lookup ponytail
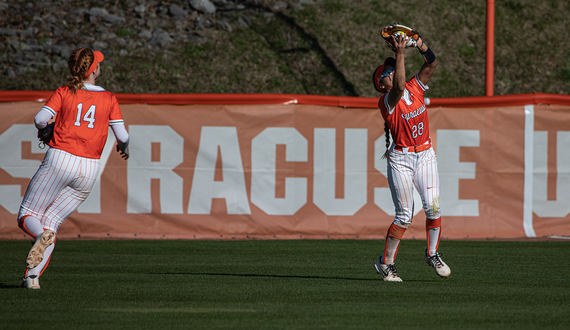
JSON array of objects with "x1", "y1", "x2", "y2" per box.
[
  {"x1": 66, "y1": 48, "x2": 94, "y2": 93},
  {"x1": 381, "y1": 122, "x2": 391, "y2": 160},
  {"x1": 66, "y1": 75, "x2": 83, "y2": 94}
]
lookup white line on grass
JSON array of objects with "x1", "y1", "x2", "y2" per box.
[{"x1": 549, "y1": 236, "x2": 570, "y2": 240}]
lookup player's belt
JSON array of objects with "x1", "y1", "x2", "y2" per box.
[{"x1": 394, "y1": 141, "x2": 432, "y2": 153}]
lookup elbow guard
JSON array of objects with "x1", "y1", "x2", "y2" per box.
[{"x1": 421, "y1": 47, "x2": 436, "y2": 64}]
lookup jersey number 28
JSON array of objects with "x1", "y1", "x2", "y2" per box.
[
  {"x1": 75, "y1": 103, "x2": 96, "y2": 128},
  {"x1": 412, "y1": 121, "x2": 424, "y2": 138}
]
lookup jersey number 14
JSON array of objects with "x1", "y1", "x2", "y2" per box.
[{"x1": 75, "y1": 103, "x2": 96, "y2": 129}]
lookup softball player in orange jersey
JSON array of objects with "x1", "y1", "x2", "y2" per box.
[
  {"x1": 372, "y1": 32, "x2": 450, "y2": 281},
  {"x1": 18, "y1": 48, "x2": 130, "y2": 289}
]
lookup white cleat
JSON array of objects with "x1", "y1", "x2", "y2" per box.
[
  {"x1": 374, "y1": 258, "x2": 403, "y2": 282},
  {"x1": 26, "y1": 230, "x2": 56, "y2": 269},
  {"x1": 21, "y1": 275, "x2": 40, "y2": 289},
  {"x1": 424, "y1": 250, "x2": 451, "y2": 278}
]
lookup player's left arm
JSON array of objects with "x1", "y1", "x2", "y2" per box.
[
  {"x1": 416, "y1": 37, "x2": 437, "y2": 86},
  {"x1": 35, "y1": 89, "x2": 62, "y2": 147},
  {"x1": 35, "y1": 87, "x2": 63, "y2": 129},
  {"x1": 109, "y1": 95, "x2": 129, "y2": 160},
  {"x1": 35, "y1": 109, "x2": 55, "y2": 147}
]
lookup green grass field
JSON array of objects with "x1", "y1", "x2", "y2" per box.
[{"x1": 1, "y1": 239, "x2": 569, "y2": 329}]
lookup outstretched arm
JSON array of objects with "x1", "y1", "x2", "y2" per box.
[
  {"x1": 386, "y1": 35, "x2": 408, "y2": 110},
  {"x1": 416, "y1": 37, "x2": 437, "y2": 86}
]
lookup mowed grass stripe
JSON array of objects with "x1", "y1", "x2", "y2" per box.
[
  {"x1": 1, "y1": 239, "x2": 569, "y2": 329},
  {"x1": 93, "y1": 307, "x2": 257, "y2": 313}
]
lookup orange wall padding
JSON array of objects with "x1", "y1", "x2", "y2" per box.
[{"x1": 1, "y1": 92, "x2": 570, "y2": 240}]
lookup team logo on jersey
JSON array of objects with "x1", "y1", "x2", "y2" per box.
[{"x1": 401, "y1": 104, "x2": 426, "y2": 121}]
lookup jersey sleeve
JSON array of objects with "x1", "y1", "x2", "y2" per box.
[
  {"x1": 42, "y1": 86, "x2": 66, "y2": 116},
  {"x1": 378, "y1": 94, "x2": 393, "y2": 120},
  {"x1": 111, "y1": 123, "x2": 129, "y2": 145},
  {"x1": 108, "y1": 94, "x2": 124, "y2": 126},
  {"x1": 409, "y1": 75, "x2": 429, "y2": 95}
]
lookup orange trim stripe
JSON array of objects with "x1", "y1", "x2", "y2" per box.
[
  {"x1": 18, "y1": 215, "x2": 37, "y2": 239},
  {"x1": 382, "y1": 239, "x2": 389, "y2": 264},
  {"x1": 2, "y1": 91, "x2": 570, "y2": 108},
  {"x1": 38, "y1": 249, "x2": 54, "y2": 277}
]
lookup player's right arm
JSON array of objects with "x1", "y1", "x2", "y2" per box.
[
  {"x1": 386, "y1": 35, "x2": 407, "y2": 110},
  {"x1": 109, "y1": 95, "x2": 130, "y2": 160},
  {"x1": 112, "y1": 124, "x2": 129, "y2": 160}
]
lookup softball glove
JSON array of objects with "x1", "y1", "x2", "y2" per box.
[
  {"x1": 37, "y1": 122, "x2": 54, "y2": 149},
  {"x1": 380, "y1": 24, "x2": 420, "y2": 49}
]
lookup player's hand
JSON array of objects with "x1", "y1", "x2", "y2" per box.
[
  {"x1": 37, "y1": 122, "x2": 54, "y2": 148},
  {"x1": 391, "y1": 34, "x2": 408, "y2": 55},
  {"x1": 385, "y1": 40, "x2": 397, "y2": 53},
  {"x1": 117, "y1": 144, "x2": 129, "y2": 160}
]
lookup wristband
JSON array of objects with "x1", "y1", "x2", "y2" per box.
[{"x1": 420, "y1": 47, "x2": 436, "y2": 64}]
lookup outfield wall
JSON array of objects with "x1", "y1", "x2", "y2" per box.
[{"x1": 1, "y1": 92, "x2": 569, "y2": 240}]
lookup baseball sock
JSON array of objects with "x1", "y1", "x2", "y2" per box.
[
  {"x1": 18, "y1": 215, "x2": 44, "y2": 238},
  {"x1": 382, "y1": 223, "x2": 406, "y2": 264},
  {"x1": 426, "y1": 217, "x2": 442, "y2": 256},
  {"x1": 25, "y1": 242, "x2": 55, "y2": 278}
]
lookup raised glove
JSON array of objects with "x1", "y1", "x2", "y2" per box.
[{"x1": 380, "y1": 24, "x2": 420, "y2": 49}]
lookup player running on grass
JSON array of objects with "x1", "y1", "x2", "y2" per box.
[
  {"x1": 372, "y1": 26, "x2": 450, "y2": 281},
  {"x1": 18, "y1": 48, "x2": 130, "y2": 289}
]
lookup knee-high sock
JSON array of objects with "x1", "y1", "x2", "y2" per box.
[
  {"x1": 426, "y1": 217, "x2": 442, "y2": 256},
  {"x1": 18, "y1": 215, "x2": 44, "y2": 238},
  {"x1": 382, "y1": 223, "x2": 406, "y2": 264},
  {"x1": 25, "y1": 242, "x2": 55, "y2": 278}
]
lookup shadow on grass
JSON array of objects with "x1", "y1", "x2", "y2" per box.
[
  {"x1": 150, "y1": 272, "x2": 435, "y2": 282},
  {"x1": 0, "y1": 282, "x2": 22, "y2": 289}
]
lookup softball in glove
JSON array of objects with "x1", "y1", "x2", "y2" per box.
[{"x1": 380, "y1": 24, "x2": 420, "y2": 49}]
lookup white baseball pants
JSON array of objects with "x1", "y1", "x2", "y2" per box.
[
  {"x1": 18, "y1": 147, "x2": 100, "y2": 232},
  {"x1": 387, "y1": 146, "x2": 441, "y2": 228}
]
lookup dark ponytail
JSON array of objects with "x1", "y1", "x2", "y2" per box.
[{"x1": 382, "y1": 122, "x2": 391, "y2": 160}]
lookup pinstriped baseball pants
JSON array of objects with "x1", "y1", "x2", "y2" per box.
[
  {"x1": 17, "y1": 147, "x2": 100, "y2": 232},
  {"x1": 387, "y1": 146, "x2": 441, "y2": 228}
]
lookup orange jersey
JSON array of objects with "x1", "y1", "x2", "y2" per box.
[
  {"x1": 42, "y1": 85, "x2": 124, "y2": 159},
  {"x1": 378, "y1": 75, "x2": 429, "y2": 148}
]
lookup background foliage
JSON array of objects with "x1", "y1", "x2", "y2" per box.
[{"x1": 1, "y1": 0, "x2": 569, "y2": 98}]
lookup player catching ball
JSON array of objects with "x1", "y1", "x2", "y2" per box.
[
  {"x1": 372, "y1": 25, "x2": 450, "y2": 281},
  {"x1": 17, "y1": 48, "x2": 130, "y2": 289}
]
